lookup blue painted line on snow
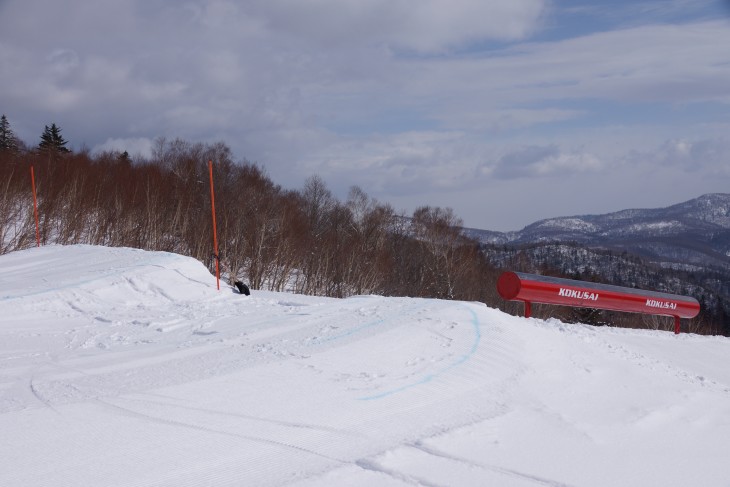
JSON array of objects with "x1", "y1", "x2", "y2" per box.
[
  {"x1": 357, "y1": 303, "x2": 482, "y2": 401},
  {"x1": 314, "y1": 317, "x2": 387, "y2": 343},
  {"x1": 308, "y1": 300, "x2": 422, "y2": 345}
]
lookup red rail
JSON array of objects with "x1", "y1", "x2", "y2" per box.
[{"x1": 497, "y1": 271, "x2": 700, "y2": 334}]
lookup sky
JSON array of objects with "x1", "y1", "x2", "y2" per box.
[{"x1": 2, "y1": 0, "x2": 730, "y2": 231}]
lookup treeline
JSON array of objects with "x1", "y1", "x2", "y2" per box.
[
  {"x1": 1, "y1": 126, "x2": 726, "y2": 335},
  {"x1": 0, "y1": 138, "x2": 501, "y2": 304}
]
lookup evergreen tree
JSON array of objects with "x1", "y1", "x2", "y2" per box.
[
  {"x1": 38, "y1": 123, "x2": 71, "y2": 154},
  {"x1": 0, "y1": 114, "x2": 19, "y2": 153}
]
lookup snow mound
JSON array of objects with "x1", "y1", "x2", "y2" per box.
[
  {"x1": 1, "y1": 244, "x2": 217, "y2": 304},
  {"x1": 1, "y1": 245, "x2": 730, "y2": 487}
]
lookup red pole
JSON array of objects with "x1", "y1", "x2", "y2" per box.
[
  {"x1": 674, "y1": 316, "x2": 681, "y2": 335},
  {"x1": 208, "y1": 160, "x2": 220, "y2": 290},
  {"x1": 30, "y1": 165, "x2": 40, "y2": 247}
]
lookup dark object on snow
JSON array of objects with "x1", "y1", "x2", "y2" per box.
[{"x1": 234, "y1": 280, "x2": 250, "y2": 296}]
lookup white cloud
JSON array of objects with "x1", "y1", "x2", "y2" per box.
[
  {"x1": 401, "y1": 20, "x2": 730, "y2": 110},
  {"x1": 46, "y1": 49, "x2": 80, "y2": 78},
  {"x1": 491, "y1": 145, "x2": 604, "y2": 179},
  {"x1": 438, "y1": 107, "x2": 584, "y2": 131},
  {"x1": 651, "y1": 137, "x2": 730, "y2": 175},
  {"x1": 564, "y1": 0, "x2": 718, "y2": 21},
  {"x1": 1, "y1": 0, "x2": 729, "y2": 231},
  {"x1": 297, "y1": 130, "x2": 477, "y2": 194},
  {"x1": 240, "y1": 0, "x2": 546, "y2": 53},
  {"x1": 93, "y1": 137, "x2": 154, "y2": 159}
]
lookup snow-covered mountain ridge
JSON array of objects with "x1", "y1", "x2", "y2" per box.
[{"x1": 465, "y1": 193, "x2": 730, "y2": 269}]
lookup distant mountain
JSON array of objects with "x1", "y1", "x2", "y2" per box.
[
  {"x1": 464, "y1": 194, "x2": 730, "y2": 333},
  {"x1": 465, "y1": 193, "x2": 730, "y2": 272}
]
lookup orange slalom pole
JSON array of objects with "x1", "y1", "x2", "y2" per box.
[
  {"x1": 208, "y1": 160, "x2": 220, "y2": 290},
  {"x1": 30, "y1": 165, "x2": 40, "y2": 247}
]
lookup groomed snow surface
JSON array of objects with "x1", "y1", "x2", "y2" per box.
[{"x1": 2, "y1": 245, "x2": 729, "y2": 487}]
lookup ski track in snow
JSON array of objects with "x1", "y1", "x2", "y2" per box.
[{"x1": 2, "y1": 245, "x2": 730, "y2": 487}]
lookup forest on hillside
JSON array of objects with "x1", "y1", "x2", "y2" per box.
[
  {"x1": 1, "y1": 136, "x2": 499, "y2": 301},
  {"x1": 1, "y1": 118, "x2": 727, "y2": 335}
]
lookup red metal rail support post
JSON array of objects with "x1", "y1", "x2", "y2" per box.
[
  {"x1": 30, "y1": 165, "x2": 40, "y2": 247},
  {"x1": 208, "y1": 160, "x2": 220, "y2": 290},
  {"x1": 497, "y1": 271, "x2": 700, "y2": 334}
]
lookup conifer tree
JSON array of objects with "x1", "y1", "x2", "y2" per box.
[
  {"x1": 38, "y1": 123, "x2": 71, "y2": 154},
  {"x1": 0, "y1": 114, "x2": 19, "y2": 153}
]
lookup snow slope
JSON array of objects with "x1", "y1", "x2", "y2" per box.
[{"x1": 1, "y1": 245, "x2": 729, "y2": 487}]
